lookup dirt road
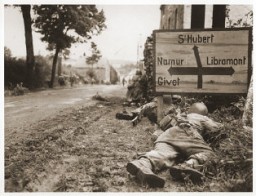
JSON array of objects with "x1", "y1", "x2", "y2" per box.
[{"x1": 5, "y1": 85, "x2": 126, "y2": 140}]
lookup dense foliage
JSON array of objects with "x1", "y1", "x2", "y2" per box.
[{"x1": 4, "y1": 47, "x2": 52, "y2": 90}]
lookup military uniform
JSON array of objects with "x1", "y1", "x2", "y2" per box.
[{"x1": 127, "y1": 112, "x2": 222, "y2": 187}]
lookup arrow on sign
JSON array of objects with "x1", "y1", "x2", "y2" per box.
[
  {"x1": 168, "y1": 67, "x2": 235, "y2": 75},
  {"x1": 168, "y1": 45, "x2": 235, "y2": 89}
]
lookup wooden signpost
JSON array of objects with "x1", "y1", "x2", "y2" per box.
[{"x1": 154, "y1": 28, "x2": 252, "y2": 95}]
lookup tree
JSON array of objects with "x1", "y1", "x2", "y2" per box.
[
  {"x1": 86, "y1": 42, "x2": 102, "y2": 68},
  {"x1": 14, "y1": 5, "x2": 35, "y2": 89},
  {"x1": 226, "y1": 6, "x2": 253, "y2": 28},
  {"x1": 4, "y1": 46, "x2": 12, "y2": 60},
  {"x1": 34, "y1": 5, "x2": 106, "y2": 88}
]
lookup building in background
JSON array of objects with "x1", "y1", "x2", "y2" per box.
[{"x1": 63, "y1": 57, "x2": 119, "y2": 84}]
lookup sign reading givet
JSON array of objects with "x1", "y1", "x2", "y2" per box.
[{"x1": 154, "y1": 28, "x2": 252, "y2": 95}]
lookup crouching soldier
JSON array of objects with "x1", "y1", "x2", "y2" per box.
[
  {"x1": 126, "y1": 70, "x2": 148, "y2": 105},
  {"x1": 126, "y1": 103, "x2": 222, "y2": 188}
]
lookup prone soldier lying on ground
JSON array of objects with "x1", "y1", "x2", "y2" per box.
[
  {"x1": 116, "y1": 99, "x2": 157, "y2": 125},
  {"x1": 126, "y1": 102, "x2": 223, "y2": 188}
]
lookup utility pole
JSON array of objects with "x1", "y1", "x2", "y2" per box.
[
  {"x1": 137, "y1": 42, "x2": 139, "y2": 68},
  {"x1": 137, "y1": 34, "x2": 142, "y2": 70}
]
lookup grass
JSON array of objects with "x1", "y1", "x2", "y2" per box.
[{"x1": 4, "y1": 96, "x2": 252, "y2": 192}]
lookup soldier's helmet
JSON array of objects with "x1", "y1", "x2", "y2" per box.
[{"x1": 188, "y1": 102, "x2": 208, "y2": 116}]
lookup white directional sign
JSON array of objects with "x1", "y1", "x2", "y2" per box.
[{"x1": 154, "y1": 28, "x2": 252, "y2": 95}]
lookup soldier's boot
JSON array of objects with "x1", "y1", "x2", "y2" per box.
[
  {"x1": 169, "y1": 162, "x2": 204, "y2": 184},
  {"x1": 127, "y1": 158, "x2": 165, "y2": 188},
  {"x1": 116, "y1": 111, "x2": 135, "y2": 120}
]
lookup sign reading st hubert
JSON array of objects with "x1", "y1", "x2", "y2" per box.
[{"x1": 154, "y1": 28, "x2": 252, "y2": 95}]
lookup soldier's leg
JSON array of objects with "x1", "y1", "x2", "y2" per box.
[
  {"x1": 127, "y1": 142, "x2": 178, "y2": 187},
  {"x1": 143, "y1": 142, "x2": 179, "y2": 171},
  {"x1": 127, "y1": 157, "x2": 165, "y2": 188}
]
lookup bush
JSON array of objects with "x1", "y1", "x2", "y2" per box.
[
  {"x1": 86, "y1": 68, "x2": 97, "y2": 84},
  {"x1": 4, "y1": 55, "x2": 51, "y2": 90},
  {"x1": 4, "y1": 57, "x2": 27, "y2": 89},
  {"x1": 33, "y1": 55, "x2": 52, "y2": 88}
]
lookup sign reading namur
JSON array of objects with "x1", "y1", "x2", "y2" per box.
[{"x1": 154, "y1": 28, "x2": 252, "y2": 95}]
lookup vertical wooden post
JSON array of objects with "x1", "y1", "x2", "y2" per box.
[
  {"x1": 212, "y1": 5, "x2": 226, "y2": 28},
  {"x1": 193, "y1": 45, "x2": 203, "y2": 88},
  {"x1": 157, "y1": 96, "x2": 164, "y2": 123},
  {"x1": 191, "y1": 5, "x2": 205, "y2": 28}
]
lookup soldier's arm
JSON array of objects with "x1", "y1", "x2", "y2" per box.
[{"x1": 201, "y1": 116, "x2": 223, "y2": 134}]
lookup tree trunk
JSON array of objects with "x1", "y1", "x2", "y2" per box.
[
  {"x1": 57, "y1": 50, "x2": 62, "y2": 76},
  {"x1": 49, "y1": 47, "x2": 60, "y2": 88},
  {"x1": 242, "y1": 76, "x2": 253, "y2": 127},
  {"x1": 21, "y1": 5, "x2": 35, "y2": 89}
]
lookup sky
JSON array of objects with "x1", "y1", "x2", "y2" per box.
[
  {"x1": 4, "y1": 3, "x2": 253, "y2": 65},
  {"x1": 4, "y1": 3, "x2": 254, "y2": 65},
  {"x1": 4, "y1": 5, "x2": 161, "y2": 63}
]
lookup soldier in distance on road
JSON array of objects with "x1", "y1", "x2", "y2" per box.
[
  {"x1": 127, "y1": 102, "x2": 223, "y2": 188},
  {"x1": 125, "y1": 69, "x2": 148, "y2": 105}
]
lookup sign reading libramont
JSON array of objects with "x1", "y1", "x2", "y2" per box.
[{"x1": 154, "y1": 28, "x2": 252, "y2": 95}]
